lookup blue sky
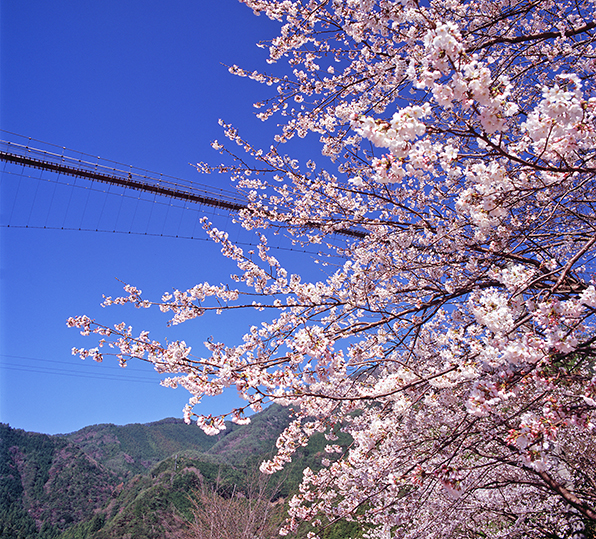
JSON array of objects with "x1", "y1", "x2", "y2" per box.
[{"x1": 0, "y1": 1, "x2": 312, "y2": 434}]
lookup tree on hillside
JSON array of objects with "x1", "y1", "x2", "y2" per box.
[
  {"x1": 165, "y1": 472, "x2": 281, "y2": 539},
  {"x1": 69, "y1": 0, "x2": 596, "y2": 537}
]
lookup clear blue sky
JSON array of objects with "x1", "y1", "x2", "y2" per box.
[{"x1": 0, "y1": 1, "x2": 310, "y2": 434}]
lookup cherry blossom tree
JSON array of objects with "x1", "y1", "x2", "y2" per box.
[{"x1": 69, "y1": 0, "x2": 596, "y2": 537}]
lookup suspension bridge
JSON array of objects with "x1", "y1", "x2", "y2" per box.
[{"x1": 0, "y1": 131, "x2": 364, "y2": 244}]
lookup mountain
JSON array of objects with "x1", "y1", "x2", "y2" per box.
[
  {"x1": 0, "y1": 406, "x2": 294, "y2": 539},
  {"x1": 204, "y1": 404, "x2": 293, "y2": 462},
  {"x1": 60, "y1": 405, "x2": 294, "y2": 477},
  {"x1": 0, "y1": 423, "x2": 120, "y2": 539},
  {"x1": 62, "y1": 416, "x2": 235, "y2": 476},
  {"x1": 1, "y1": 406, "x2": 357, "y2": 539}
]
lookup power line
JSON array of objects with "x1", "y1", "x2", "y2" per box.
[
  {"x1": 0, "y1": 353, "x2": 163, "y2": 383},
  {"x1": 0, "y1": 363, "x2": 158, "y2": 384},
  {"x1": 0, "y1": 353, "x2": 151, "y2": 373},
  {"x1": 0, "y1": 224, "x2": 326, "y2": 256}
]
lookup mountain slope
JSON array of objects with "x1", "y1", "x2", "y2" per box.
[
  {"x1": 2, "y1": 405, "x2": 356, "y2": 539},
  {"x1": 63, "y1": 416, "x2": 240, "y2": 476},
  {"x1": 205, "y1": 404, "x2": 292, "y2": 462},
  {"x1": 0, "y1": 424, "x2": 120, "y2": 539}
]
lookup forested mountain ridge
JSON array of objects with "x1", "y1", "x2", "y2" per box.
[
  {"x1": 63, "y1": 404, "x2": 292, "y2": 475},
  {"x1": 0, "y1": 423, "x2": 120, "y2": 539},
  {"x1": 0, "y1": 405, "x2": 297, "y2": 539},
  {"x1": 62, "y1": 416, "x2": 233, "y2": 476}
]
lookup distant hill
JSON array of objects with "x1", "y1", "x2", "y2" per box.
[
  {"x1": 62, "y1": 405, "x2": 293, "y2": 476},
  {"x1": 1, "y1": 406, "x2": 358, "y2": 539},
  {"x1": 0, "y1": 406, "x2": 294, "y2": 539},
  {"x1": 205, "y1": 404, "x2": 293, "y2": 462},
  {"x1": 63, "y1": 416, "x2": 235, "y2": 476},
  {"x1": 0, "y1": 423, "x2": 119, "y2": 539}
]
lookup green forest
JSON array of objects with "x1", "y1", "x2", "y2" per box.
[{"x1": 0, "y1": 405, "x2": 360, "y2": 539}]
